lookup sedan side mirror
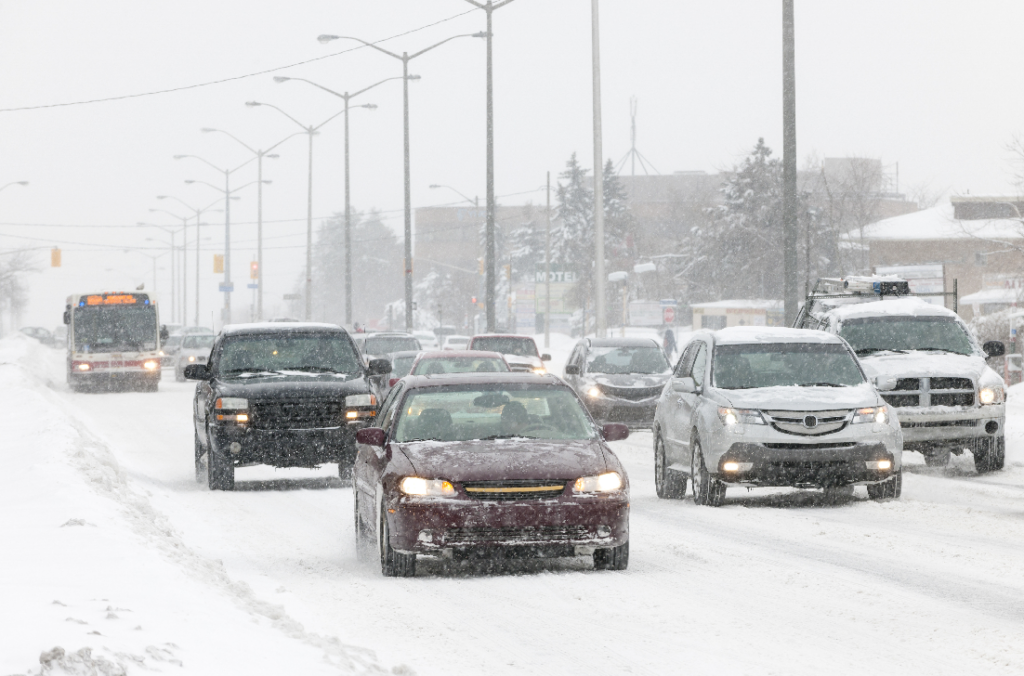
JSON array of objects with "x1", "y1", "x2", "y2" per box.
[
  {"x1": 874, "y1": 375, "x2": 898, "y2": 392},
  {"x1": 564, "y1": 364, "x2": 580, "y2": 376},
  {"x1": 356, "y1": 427, "x2": 386, "y2": 447},
  {"x1": 671, "y1": 377, "x2": 696, "y2": 393},
  {"x1": 388, "y1": 377, "x2": 399, "y2": 387},
  {"x1": 983, "y1": 341, "x2": 1006, "y2": 358},
  {"x1": 541, "y1": 354, "x2": 551, "y2": 361},
  {"x1": 367, "y1": 358, "x2": 391, "y2": 376},
  {"x1": 183, "y1": 364, "x2": 210, "y2": 380},
  {"x1": 601, "y1": 423, "x2": 630, "y2": 442}
]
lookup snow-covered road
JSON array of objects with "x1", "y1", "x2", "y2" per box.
[{"x1": 7, "y1": 337, "x2": 1024, "y2": 674}]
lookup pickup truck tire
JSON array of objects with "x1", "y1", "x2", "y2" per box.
[
  {"x1": 974, "y1": 437, "x2": 1005, "y2": 473},
  {"x1": 923, "y1": 450, "x2": 950, "y2": 468},
  {"x1": 691, "y1": 439, "x2": 725, "y2": 507},
  {"x1": 207, "y1": 441, "x2": 235, "y2": 491},
  {"x1": 654, "y1": 434, "x2": 686, "y2": 499},
  {"x1": 867, "y1": 469, "x2": 902, "y2": 500},
  {"x1": 194, "y1": 433, "x2": 205, "y2": 483}
]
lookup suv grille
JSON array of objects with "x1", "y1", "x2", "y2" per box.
[
  {"x1": 880, "y1": 376, "x2": 975, "y2": 408},
  {"x1": 250, "y1": 401, "x2": 344, "y2": 430},
  {"x1": 599, "y1": 385, "x2": 665, "y2": 401},
  {"x1": 764, "y1": 410, "x2": 851, "y2": 436},
  {"x1": 462, "y1": 480, "x2": 567, "y2": 501}
]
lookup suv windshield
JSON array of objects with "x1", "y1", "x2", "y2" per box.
[
  {"x1": 839, "y1": 316, "x2": 974, "y2": 356},
  {"x1": 73, "y1": 305, "x2": 158, "y2": 352},
  {"x1": 713, "y1": 342, "x2": 865, "y2": 389},
  {"x1": 364, "y1": 336, "x2": 420, "y2": 355},
  {"x1": 587, "y1": 346, "x2": 670, "y2": 375},
  {"x1": 411, "y1": 356, "x2": 509, "y2": 375},
  {"x1": 393, "y1": 384, "x2": 594, "y2": 442},
  {"x1": 471, "y1": 336, "x2": 538, "y2": 357},
  {"x1": 217, "y1": 333, "x2": 362, "y2": 375}
]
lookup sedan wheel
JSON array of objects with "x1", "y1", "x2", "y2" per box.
[
  {"x1": 691, "y1": 439, "x2": 725, "y2": 507},
  {"x1": 379, "y1": 511, "x2": 415, "y2": 578},
  {"x1": 654, "y1": 435, "x2": 685, "y2": 499},
  {"x1": 353, "y1": 492, "x2": 372, "y2": 562},
  {"x1": 594, "y1": 540, "x2": 629, "y2": 571}
]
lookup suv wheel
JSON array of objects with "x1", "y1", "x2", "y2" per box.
[
  {"x1": 379, "y1": 511, "x2": 415, "y2": 577},
  {"x1": 691, "y1": 438, "x2": 725, "y2": 507},
  {"x1": 923, "y1": 450, "x2": 950, "y2": 467},
  {"x1": 867, "y1": 469, "x2": 902, "y2": 500},
  {"x1": 594, "y1": 540, "x2": 629, "y2": 570},
  {"x1": 974, "y1": 437, "x2": 1005, "y2": 473},
  {"x1": 654, "y1": 434, "x2": 686, "y2": 499},
  {"x1": 207, "y1": 441, "x2": 235, "y2": 491}
]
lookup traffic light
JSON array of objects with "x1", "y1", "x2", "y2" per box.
[
  {"x1": 50, "y1": 247, "x2": 61, "y2": 267},
  {"x1": 213, "y1": 254, "x2": 224, "y2": 274},
  {"x1": 471, "y1": 296, "x2": 477, "y2": 304},
  {"x1": 250, "y1": 261, "x2": 259, "y2": 279}
]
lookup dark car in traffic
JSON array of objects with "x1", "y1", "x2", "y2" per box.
[
  {"x1": 563, "y1": 338, "x2": 672, "y2": 428},
  {"x1": 352, "y1": 373, "x2": 631, "y2": 577},
  {"x1": 185, "y1": 323, "x2": 390, "y2": 490}
]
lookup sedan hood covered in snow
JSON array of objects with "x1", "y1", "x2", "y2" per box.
[
  {"x1": 719, "y1": 382, "x2": 879, "y2": 410},
  {"x1": 396, "y1": 438, "x2": 609, "y2": 483}
]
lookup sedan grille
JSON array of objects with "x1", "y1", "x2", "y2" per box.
[
  {"x1": 880, "y1": 376, "x2": 975, "y2": 408},
  {"x1": 250, "y1": 401, "x2": 344, "y2": 430},
  {"x1": 462, "y1": 480, "x2": 566, "y2": 501},
  {"x1": 764, "y1": 410, "x2": 850, "y2": 436},
  {"x1": 445, "y1": 525, "x2": 590, "y2": 544}
]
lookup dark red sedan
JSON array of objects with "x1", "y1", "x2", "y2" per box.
[{"x1": 353, "y1": 373, "x2": 630, "y2": 576}]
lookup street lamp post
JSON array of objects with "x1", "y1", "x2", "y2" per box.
[
  {"x1": 138, "y1": 220, "x2": 182, "y2": 323},
  {"x1": 156, "y1": 194, "x2": 225, "y2": 326},
  {"x1": 592, "y1": 0, "x2": 606, "y2": 338},
  {"x1": 463, "y1": 0, "x2": 516, "y2": 333},
  {"x1": 173, "y1": 154, "x2": 256, "y2": 325},
  {"x1": 317, "y1": 32, "x2": 486, "y2": 331},
  {"x1": 200, "y1": 128, "x2": 300, "y2": 321},
  {"x1": 246, "y1": 102, "x2": 348, "y2": 322}
]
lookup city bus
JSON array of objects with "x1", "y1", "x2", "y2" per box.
[{"x1": 63, "y1": 291, "x2": 169, "y2": 392}]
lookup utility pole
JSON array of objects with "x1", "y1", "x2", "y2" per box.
[
  {"x1": 782, "y1": 0, "x2": 799, "y2": 325},
  {"x1": 591, "y1": 0, "x2": 606, "y2": 338},
  {"x1": 545, "y1": 170, "x2": 551, "y2": 349}
]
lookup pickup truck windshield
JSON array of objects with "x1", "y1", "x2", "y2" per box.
[
  {"x1": 73, "y1": 305, "x2": 158, "y2": 352},
  {"x1": 470, "y1": 337, "x2": 538, "y2": 357},
  {"x1": 217, "y1": 333, "x2": 362, "y2": 375},
  {"x1": 839, "y1": 316, "x2": 974, "y2": 356},
  {"x1": 713, "y1": 343, "x2": 865, "y2": 389}
]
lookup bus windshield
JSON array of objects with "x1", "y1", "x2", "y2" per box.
[{"x1": 73, "y1": 305, "x2": 159, "y2": 352}]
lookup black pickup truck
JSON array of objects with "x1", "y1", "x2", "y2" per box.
[{"x1": 185, "y1": 323, "x2": 390, "y2": 490}]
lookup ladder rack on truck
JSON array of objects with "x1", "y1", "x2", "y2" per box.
[{"x1": 795, "y1": 276, "x2": 959, "y2": 328}]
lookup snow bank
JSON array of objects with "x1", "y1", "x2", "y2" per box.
[{"x1": 0, "y1": 335, "x2": 398, "y2": 675}]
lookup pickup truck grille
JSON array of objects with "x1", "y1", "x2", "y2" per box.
[
  {"x1": 880, "y1": 376, "x2": 975, "y2": 408},
  {"x1": 250, "y1": 401, "x2": 344, "y2": 430}
]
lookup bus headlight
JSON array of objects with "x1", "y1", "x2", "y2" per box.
[
  {"x1": 143, "y1": 360, "x2": 159, "y2": 370},
  {"x1": 76, "y1": 363, "x2": 91, "y2": 371}
]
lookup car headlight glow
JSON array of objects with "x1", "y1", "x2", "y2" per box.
[
  {"x1": 143, "y1": 360, "x2": 160, "y2": 370},
  {"x1": 573, "y1": 472, "x2": 623, "y2": 493},
  {"x1": 865, "y1": 459, "x2": 892, "y2": 470},
  {"x1": 717, "y1": 407, "x2": 765, "y2": 425},
  {"x1": 853, "y1": 406, "x2": 887, "y2": 424},
  {"x1": 979, "y1": 387, "x2": 1003, "y2": 405},
  {"x1": 587, "y1": 386, "x2": 602, "y2": 398},
  {"x1": 399, "y1": 477, "x2": 456, "y2": 497},
  {"x1": 215, "y1": 397, "x2": 248, "y2": 410},
  {"x1": 533, "y1": 367, "x2": 547, "y2": 374},
  {"x1": 722, "y1": 461, "x2": 754, "y2": 472},
  {"x1": 188, "y1": 355, "x2": 196, "y2": 362},
  {"x1": 76, "y1": 363, "x2": 91, "y2": 371},
  {"x1": 346, "y1": 394, "x2": 377, "y2": 407}
]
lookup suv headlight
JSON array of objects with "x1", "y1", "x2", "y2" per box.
[
  {"x1": 399, "y1": 477, "x2": 456, "y2": 497},
  {"x1": 573, "y1": 472, "x2": 623, "y2": 493},
  {"x1": 853, "y1": 406, "x2": 887, "y2": 424},
  {"x1": 717, "y1": 407, "x2": 765, "y2": 425},
  {"x1": 346, "y1": 394, "x2": 377, "y2": 407},
  {"x1": 979, "y1": 387, "x2": 1004, "y2": 405}
]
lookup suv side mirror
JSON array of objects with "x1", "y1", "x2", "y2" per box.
[
  {"x1": 356, "y1": 427, "x2": 386, "y2": 447},
  {"x1": 564, "y1": 364, "x2": 580, "y2": 376},
  {"x1": 541, "y1": 354, "x2": 551, "y2": 361},
  {"x1": 874, "y1": 375, "x2": 898, "y2": 392},
  {"x1": 183, "y1": 364, "x2": 210, "y2": 380},
  {"x1": 983, "y1": 341, "x2": 1006, "y2": 358},
  {"x1": 672, "y1": 377, "x2": 696, "y2": 393},
  {"x1": 367, "y1": 358, "x2": 391, "y2": 376},
  {"x1": 601, "y1": 423, "x2": 630, "y2": 442}
]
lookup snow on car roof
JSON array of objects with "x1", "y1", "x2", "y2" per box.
[
  {"x1": 222, "y1": 322, "x2": 346, "y2": 335},
  {"x1": 826, "y1": 297, "x2": 957, "y2": 321},
  {"x1": 712, "y1": 326, "x2": 842, "y2": 345}
]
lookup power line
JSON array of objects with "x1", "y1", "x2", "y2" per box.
[{"x1": 0, "y1": 8, "x2": 478, "y2": 113}]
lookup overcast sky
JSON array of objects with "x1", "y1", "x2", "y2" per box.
[{"x1": 2, "y1": 0, "x2": 1023, "y2": 328}]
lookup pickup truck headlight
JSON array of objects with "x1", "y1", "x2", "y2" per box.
[
  {"x1": 346, "y1": 394, "x2": 377, "y2": 407},
  {"x1": 399, "y1": 477, "x2": 456, "y2": 497},
  {"x1": 573, "y1": 472, "x2": 623, "y2": 493},
  {"x1": 979, "y1": 387, "x2": 1004, "y2": 405},
  {"x1": 717, "y1": 407, "x2": 765, "y2": 425},
  {"x1": 215, "y1": 397, "x2": 248, "y2": 410},
  {"x1": 853, "y1": 406, "x2": 887, "y2": 424}
]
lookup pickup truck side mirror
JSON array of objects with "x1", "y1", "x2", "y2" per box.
[
  {"x1": 983, "y1": 341, "x2": 1006, "y2": 358},
  {"x1": 183, "y1": 364, "x2": 210, "y2": 380},
  {"x1": 564, "y1": 364, "x2": 580, "y2": 376},
  {"x1": 671, "y1": 377, "x2": 696, "y2": 394},
  {"x1": 874, "y1": 375, "x2": 898, "y2": 392},
  {"x1": 356, "y1": 427, "x2": 387, "y2": 447},
  {"x1": 367, "y1": 358, "x2": 391, "y2": 376},
  {"x1": 541, "y1": 354, "x2": 551, "y2": 361}
]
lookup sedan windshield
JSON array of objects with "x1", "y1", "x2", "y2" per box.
[
  {"x1": 182, "y1": 334, "x2": 215, "y2": 349},
  {"x1": 471, "y1": 336, "x2": 538, "y2": 357},
  {"x1": 411, "y1": 356, "x2": 509, "y2": 375},
  {"x1": 217, "y1": 333, "x2": 362, "y2": 375},
  {"x1": 587, "y1": 346, "x2": 670, "y2": 375},
  {"x1": 713, "y1": 343, "x2": 865, "y2": 389},
  {"x1": 839, "y1": 316, "x2": 974, "y2": 356},
  {"x1": 391, "y1": 355, "x2": 416, "y2": 378},
  {"x1": 364, "y1": 336, "x2": 420, "y2": 354},
  {"x1": 393, "y1": 384, "x2": 594, "y2": 442}
]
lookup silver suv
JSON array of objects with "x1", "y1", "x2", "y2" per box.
[{"x1": 652, "y1": 326, "x2": 903, "y2": 506}]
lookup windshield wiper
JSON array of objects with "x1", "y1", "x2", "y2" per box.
[
  {"x1": 855, "y1": 348, "x2": 906, "y2": 356},
  {"x1": 222, "y1": 369, "x2": 278, "y2": 377},
  {"x1": 478, "y1": 434, "x2": 522, "y2": 440},
  {"x1": 797, "y1": 382, "x2": 846, "y2": 387},
  {"x1": 282, "y1": 366, "x2": 347, "y2": 374},
  {"x1": 911, "y1": 347, "x2": 967, "y2": 355}
]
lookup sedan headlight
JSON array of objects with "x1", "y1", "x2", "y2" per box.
[
  {"x1": 717, "y1": 407, "x2": 765, "y2": 425},
  {"x1": 853, "y1": 406, "x2": 887, "y2": 424},
  {"x1": 573, "y1": 472, "x2": 623, "y2": 493},
  {"x1": 215, "y1": 397, "x2": 248, "y2": 410},
  {"x1": 399, "y1": 477, "x2": 456, "y2": 497},
  {"x1": 979, "y1": 387, "x2": 1004, "y2": 405},
  {"x1": 532, "y1": 367, "x2": 547, "y2": 374},
  {"x1": 346, "y1": 394, "x2": 377, "y2": 407}
]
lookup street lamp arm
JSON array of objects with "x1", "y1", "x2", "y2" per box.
[
  {"x1": 253, "y1": 102, "x2": 311, "y2": 132},
  {"x1": 176, "y1": 154, "x2": 225, "y2": 175},
  {"x1": 279, "y1": 76, "x2": 346, "y2": 99},
  {"x1": 312, "y1": 107, "x2": 348, "y2": 133},
  {"x1": 322, "y1": 35, "x2": 403, "y2": 61},
  {"x1": 0, "y1": 181, "x2": 29, "y2": 193},
  {"x1": 231, "y1": 180, "x2": 266, "y2": 194},
  {"x1": 157, "y1": 195, "x2": 198, "y2": 212},
  {"x1": 186, "y1": 179, "x2": 223, "y2": 194},
  {"x1": 228, "y1": 155, "x2": 257, "y2": 175},
  {"x1": 349, "y1": 75, "x2": 404, "y2": 99},
  {"x1": 205, "y1": 128, "x2": 257, "y2": 155},
  {"x1": 200, "y1": 196, "x2": 224, "y2": 214},
  {"x1": 408, "y1": 33, "x2": 479, "y2": 60}
]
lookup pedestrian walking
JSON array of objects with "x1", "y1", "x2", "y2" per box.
[{"x1": 663, "y1": 328, "x2": 677, "y2": 361}]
